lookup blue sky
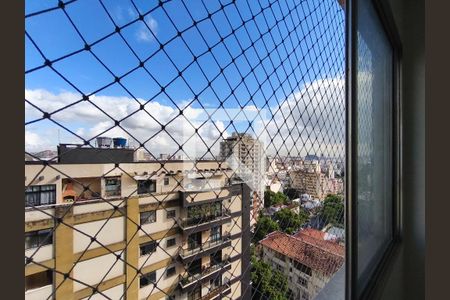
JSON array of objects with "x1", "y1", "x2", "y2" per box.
[{"x1": 25, "y1": 0, "x2": 345, "y2": 158}]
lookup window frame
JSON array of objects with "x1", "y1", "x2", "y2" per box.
[
  {"x1": 25, "y1": 228, "x2": 53, "y2": 250},
  {"x1": 346, "y1": 0, "x2": 403, "y2": 299},
  {"x1": 25, "y1": 184, "x2": 56, "y2": 207},
  {"x1": 140, "y1": 241, "x2": 157, "y2": 256},
  {"x1": 140, "y1": 210, "x2": 157, "y2": 225},
  {"x1": 166, "y1": 237, "x2": 176, "y2": 248},
  {"x1": 104, "y1": 176, "x2": 121, "y2": 197},
  {"x1": 137, "y1": 179, "x2": 156, "y2": 195},
  {"x1": 166, "y1": 209, "x2": 176, "y2": 219},
  {"x1": 166, "y1": 266, "x2": 176, "y2": 278},
  {"x1": 140, "y1": 271, "x2": 156, "y2": 287}
]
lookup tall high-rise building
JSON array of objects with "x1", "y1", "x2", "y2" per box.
[
  {"x1": 219, "y1": 133, "x2": 265, "y2": 225},
  {"x1": 25, "y1": 151, "x2": 250, "y2": 300}
]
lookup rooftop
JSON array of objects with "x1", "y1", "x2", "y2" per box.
[{"x1": 260, "y1": 230, "x2": 344, "y2": 276}]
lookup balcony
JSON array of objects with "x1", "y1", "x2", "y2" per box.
[
  {"x1": 180, "y1": 186, "x2": 231, "y2": 207},
  {"x1": 179, "y1": 235, "x2": 232, "y2": 263},
  {"x1": 178, "y1": 209, "x2": 232, "y2": 234},
  {"x1": 200, "y1": 283, "x2": 232, "y2": 300},
  {"x1": 179, "y1": 259, "x2": 232, "y2": 292}
]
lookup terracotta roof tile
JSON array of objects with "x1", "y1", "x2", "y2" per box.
[{"x1": 260, "y1": 231, "x2": 344, "y2": 276}]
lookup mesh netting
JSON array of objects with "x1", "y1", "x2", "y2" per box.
[{"x1": 25, "y1": 0, "x2": 345, "y2": 299}]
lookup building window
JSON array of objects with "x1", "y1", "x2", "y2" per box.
[
  {"x1": 210, "y1": 226, "x2": 221, "y2": 242},
  {"x1": 140, "y1": 210, "x2": 156, "y2": 225},
  {"x1": 25, "y1": 270, "x2": 52, "y2": 291},
  {"x1": 166, "y1": 237, "x2": 176, "y2": 248},
  {"x1": 211, "y1": 276, "x2": 222, "y2": 288},
  {"x1": 25, "y1": 184, "x2": 56, "y2": 207},
  {"x1": 188, "y1": 232, "x2": 202, "y2": 250},
  {"x1": 104, "y1": 177, "x2": 121, "y2": 197},
  {"x1": 137, "y1": 180, "x2": 156, "y2": 194},
  {"x1": 188, "y1": 286, "x2": 201, "y2": 300},
  {"x1": 140, "y1": 271, "x2": 156, "y2": 287},
  {"x1": 210, "y1": 250, "x2": 222, "y2": 266},
  {"x1": 274, "y1": 252, "x2": 285, "y2": 262},
  {"x1": 355, "y1": 0, "x2": 398, "y2": 296},
  {"x1": 164, "y1": 177, "x2": 169, "y2": 185},
  {"x1": 298, "y1": 276, "x2": 308, "y2": 287},
  {"x1": 25, "y1": 229, "x2": 53, "y2": 250},
  {"x1": 140, "y1": 241, "x2": 157, "y2": 256},
  {"x1": 166, "y1": 266, "x2": 176, "y2": 278},
  {"x1": 166, "y1": 209, "x2": 176, "y2": 219},
  {"x1": 293, "y1": 261, "x2": 312, "y2": 276}
]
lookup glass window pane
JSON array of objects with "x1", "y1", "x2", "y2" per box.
[{"x1": 356, "y1": 0, "x2": 394, "y2": 295}]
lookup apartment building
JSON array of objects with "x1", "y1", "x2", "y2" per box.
[
  {"x1": 25, "y1": 156, "x2": 250, "y2": 300},
  {"x1": 289, "y1": 160, "x2": 343, "y2": 201},
  {"x1": 219, "y1": 133, "x2": 264, "y2": 227},
  {"x1": 260, "y1": 230, "x2": 344, "y2": 300}
]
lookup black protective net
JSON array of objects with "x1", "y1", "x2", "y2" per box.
[{"x1": 25, "y1": 0, "x2": 345, "y2": 299}]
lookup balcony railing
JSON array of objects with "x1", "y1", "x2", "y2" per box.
[
  {"x1": 179, "y1": 258, "x2": 231, "y2": 289},
  {"x1": 179, "y1": 234, "x2": 231, "y2": 260},
  {"x1": 179, "y1": 209, "x2": 231, "y2": 230},
  {"x1": 200, "y1": 283, "x2": 232, "y2": 300}
]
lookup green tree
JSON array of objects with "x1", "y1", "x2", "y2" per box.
[
  {"x1": 251, "y1": 256, "x2": 289, "y2": 300},
  {"x1": 253, "y1": 216, "x2": 280, "y2": 242},
  {"x1": 273, "y1": 208, "x2": 309, "y2": 234},
  {"x1": 319, "y1": 194, "x2": 344, "y2": 227},
  {"x1": 264, "y1": 190, "x2": 290, "y2": 207}
]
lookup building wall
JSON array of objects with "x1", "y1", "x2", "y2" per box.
[
  {"x1": 262, "y1": 246, "x2": 333, "y2": 300},
  {"x1": 25, "y1": 161, "x2": 246, "y2": 300}
]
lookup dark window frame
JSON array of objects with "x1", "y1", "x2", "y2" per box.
[
  {"x1": 140, "y1": 210, "x2": 156, "y2": 225},
  {"x1": 137, "y1": 179, "x2": 156, "y2": 195},
  {"x1": 25, "y1": 228, "x2": 53, "y2": 250},
  {"x1": 104, "y1": 177, "x2": 121, "y2": 197},
  {"x1": 166, "y1": 237, "x2": 176, "y2": 248},
  {"x1": 166, "y1": 266, "x2": 176, "y2": 278},
  {"x1": 140, "y1": 241, "x2": 157, "y2": 256},
  {"x1": 346, "y1": 0, "x2": 402, "y2": 299},
  {"x1": 140, "y1": 271, "x2": 156, "y2": 287},
  {"x1": 166, "y1": 209, "x2": 176, "y2": 219},
  {"x1": 210, "y1": 225, "x2": 221, "y2": 242},
  {"x1": 164, "y1": 177, "x2": 169, "y2": 185},
  {"x1": 25, "y1": 184, "x2": 56, "y2": 207}
]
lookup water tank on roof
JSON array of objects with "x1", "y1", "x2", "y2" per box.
[
  {"x1": 96, "y1": 137, "x2": 112, "y2": 148},
  {"x1": 113, "y1": 137, "x2": 127, "y2": 148}
]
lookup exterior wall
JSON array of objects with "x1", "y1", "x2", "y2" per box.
[
  {"x1": 81, "y1": 284, "x2": 125, "y2": 300},
  {"x1": 262, "y1": 246, "x2": 333, "y2": 300},
  {"x1": 25, "y1": 161, "x2": 244, "y2": 300},
  {"x1": 73, "y1": 217, "x2": 125, "y2": 252},
  {"x1": 25, "y1": 285, "x2": 52, "y2": 300},
  {"x1": 289, "y1": 169, "x2": 343, "y2": 201},
  {"x1": 25, "y1": 244, "x2": 52, "y2": 263},
  {"x1": 73, "y1": 252, "x2": 125, "y2": 291}
]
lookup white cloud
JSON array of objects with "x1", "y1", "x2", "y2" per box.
[
  {"x1": 136, "y1": 17, "x2": 158, "y2": 43},
  {"x1": 24, "y1": 77, "x2": 345, "y2": 159}
]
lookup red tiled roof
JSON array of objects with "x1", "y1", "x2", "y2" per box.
[
  {"x1": 260, "y1": 231, "x2": 344, "y2": 276},
  {"x1": 294, "y1": 228, "x2": 326, "y2": 240}
]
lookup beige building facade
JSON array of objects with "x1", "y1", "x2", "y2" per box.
[{"x1": 25, "y1": 160, "x2": 250, "y2": 300}]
